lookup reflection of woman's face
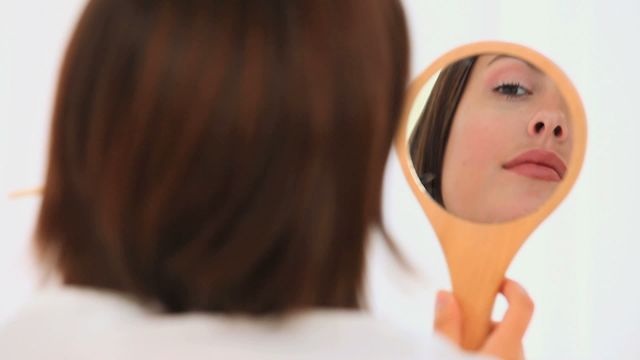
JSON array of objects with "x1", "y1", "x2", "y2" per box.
[{"x1": 441, "y1": 55, "x2": 572, "y2": 223}]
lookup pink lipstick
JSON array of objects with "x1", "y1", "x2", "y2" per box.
[{"x1": 502, "y1": 149, "x2": 567, "y2": 181}]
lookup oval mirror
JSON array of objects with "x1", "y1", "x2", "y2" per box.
[{"x1": 396, "y1": 41, "x2": 587, "y2": 349}]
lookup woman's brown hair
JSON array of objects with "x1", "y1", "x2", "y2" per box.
[
  {"x1": 36, "y1": 0, "x2": 409, "y2": 314},
  {"x1": 409, "y1": 56, "x2": 477, "y2": 205}
]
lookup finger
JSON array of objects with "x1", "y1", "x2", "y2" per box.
[
  {"x1": 494, "y1": 279, "x2": 534, "y2": 340},
  {"x1": 433, "y1": 291, "x2": 462, "y2": 345},
  {"x1": 490, "y1": 320, "x2": 498, "y2": 333}
]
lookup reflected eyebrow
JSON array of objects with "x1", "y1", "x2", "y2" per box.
[{"x1": 487, "y1": 55, "x2": 542, "y2": 73}]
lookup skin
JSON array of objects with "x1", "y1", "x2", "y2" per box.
[
  {"x1": 441, "y1": 55, "x2": 572, "y2": 223},
  {"x1": 434, "y1": 278, "x2": 534, "y2": 360}
]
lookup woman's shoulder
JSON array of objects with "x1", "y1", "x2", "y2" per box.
[{"x1": 0, "y1": 286, "x2": 491, "y2": 360}]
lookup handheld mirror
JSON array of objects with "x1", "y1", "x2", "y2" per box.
[{"x1": 395, "y1": 42, "x2": 587, "y2": 349}]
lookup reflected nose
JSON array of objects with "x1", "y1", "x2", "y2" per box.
[{"x1": 527, "y1": 111, "x2": 569, "y2": 142}]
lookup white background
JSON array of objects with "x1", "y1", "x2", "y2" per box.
[{"x1": 1, "y1": 1, "x2": 639, "y2": 359}]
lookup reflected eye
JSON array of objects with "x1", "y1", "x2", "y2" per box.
[{"x1": 493, "y1": 82, "x2": 532, "y2": 98}]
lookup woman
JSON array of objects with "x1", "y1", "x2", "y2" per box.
[
  {"x1": 1, "y1": 0, "x2": 532, "y2": 358},
  {"x1": 411, "y1": 55, "x2": 572, "y2": 223}
]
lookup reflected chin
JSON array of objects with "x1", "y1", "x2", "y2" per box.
[
  {"x1": 442, "y1": 172, "x2": 560, "y2": 223},
  {"x1": 466, "y1": 187, "x2": 557, "y2": 223},
  {"x1": 490, "y1": 189, "x2": 556, "y2": 223}
]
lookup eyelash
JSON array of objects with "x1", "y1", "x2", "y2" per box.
[{"x1": 492, "y1": 82, "x2": 533, "y2": 99}]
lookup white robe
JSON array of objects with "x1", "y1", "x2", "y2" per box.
[{"x1": 0, "y1": 286, "x2": 494, "y2": 359}]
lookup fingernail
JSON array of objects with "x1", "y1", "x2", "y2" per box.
[{"x1": 436, "y1": 291, "x2": 449, "y2": 311}]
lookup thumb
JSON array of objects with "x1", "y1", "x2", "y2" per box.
[{"x1": 433, "y1": 291, "x2": 462, "y2": 346}]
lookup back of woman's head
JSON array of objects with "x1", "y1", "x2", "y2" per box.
[{"x1": 36, "y1": 0, "x2": 409, "y2": 314}]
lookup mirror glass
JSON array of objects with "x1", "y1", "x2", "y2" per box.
[{"x1": 406, "y1": 53, "x2": 573, "y2": 223}]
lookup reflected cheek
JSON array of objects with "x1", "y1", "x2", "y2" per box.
[
  {"x1": 446, "y1": 119, "x2": 504, "y2": 172},
  {"x1": 442, "y1": 118, "x2": 504, "y2": 205}
]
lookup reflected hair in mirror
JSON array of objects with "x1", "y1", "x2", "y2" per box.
[{"x1": 409, "y1": 56, "x2": 477, "y2": 205}]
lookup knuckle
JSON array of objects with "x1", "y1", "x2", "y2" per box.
[{"x1": 520, "y1": 293, "x2": 535, "y2": 314}]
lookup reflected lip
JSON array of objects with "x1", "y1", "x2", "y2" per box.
[{"x1": 502, "y1": 149, "x2": 567, "y2": 181}]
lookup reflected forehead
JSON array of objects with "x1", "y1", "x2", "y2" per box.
[{"x1": 486, "y1": 54, "x2": 542, "y2": 73}]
